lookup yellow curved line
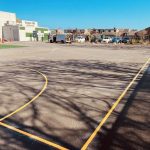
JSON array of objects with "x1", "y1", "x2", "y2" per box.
[
  {"x1": 81, "y1": 57, "x2": 150, "y2": 150},
  {"x1": 0, "y1": 69, "x2": 48, "y2": 121},
  {"x1": 0, "y1": 69, "x2": 70, "y2": 149}
]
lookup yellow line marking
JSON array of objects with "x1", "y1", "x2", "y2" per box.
[
  {"x1": 0, "y1": 69, "x2": 69, "y2": 149},
  {"x1": 0, "y1": 69, "x2": 48, "y2": 121},
  {"x1": 81, "y1": 58, "x2": 150, "y2": 150},
  {"x1": 0, "y1": 122, "x2": 69, "y2": 150}
]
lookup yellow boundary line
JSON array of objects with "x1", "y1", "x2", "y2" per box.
[
  {"x1": 0, "y1": 70, "x2": 48, "y2": 121},
  {"x1": 0, "y1": 69, "x2": 69, "y2": 150},
  {"x1": 0, "y1": 59, "x2": 149, "y2": 150},
  {"x1": 0, "y1": 122, "x2": 68, "y2": 150},
  {"x1": 81, "y1": 58, "x2": 150, "y2": 150}
]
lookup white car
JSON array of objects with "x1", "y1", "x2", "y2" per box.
[
  {"x1": 102, "y1": 37, "x2": 112, "y2": 43},
  {"x1": 75, "y1": 36, "x2": 85, "y2": 43}
]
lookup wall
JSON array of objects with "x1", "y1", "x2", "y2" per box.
[
  {"x1": 2, "y1": 25, "x2": 19, "y2": 41},
  {"x1": 0, "y1": 25, "x2": 2, "y2": 42},
  {"x1": 19, "y1": 29, "x2": 27, "y2": 41},
  {"x1": 0, "y1": 11, "x2": 16, "y2": 41}
]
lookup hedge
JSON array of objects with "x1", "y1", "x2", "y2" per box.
[
  {"x1": 20, "y1": 27, "x2": 25, "y2": 30},
  {"x1": 26, "y1": 33, "x2": 32, "y2": 37},
  {"x1": 35, "y1": 28, "x2": 48, "y2": 33},
  {"x1": 43, "y1": 33, "x2": 49, "y2": 41}
]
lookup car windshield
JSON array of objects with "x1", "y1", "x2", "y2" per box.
[{"x1": 124, "y1": 37, "x2": 129, "y2": 40}]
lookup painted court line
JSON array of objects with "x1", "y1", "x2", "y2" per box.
[
  {"x1": 0, "y1": 122, "x2": 69, "y2": 150},
  {"x1": 0, "y1": 69, "x2": 69, "y2": 149},
  {"x1": 0, "y1": 69, "x2": 48, "y2": 121},
  {"x1": 0, "y1": 59, "x2": 149, "y2": 150},
  {"x1": 81, "y1": 57, "x2": 150, "y2": 150}
]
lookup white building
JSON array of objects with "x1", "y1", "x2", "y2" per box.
[
  {"x1": 0, "y1": 11, "x2": 50, "y2": 42},
  {"x1": 18, "y1": 20, "x2": 49, "y2": 41},
  {"x1": 0, "y1": 11, "x2": 16, "y2": 42},
  {"x1": 17, "y1": 19, "x2": 38, "y2": 41}
]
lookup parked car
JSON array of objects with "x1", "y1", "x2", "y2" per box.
[
  {"x1": 96, "y1": 36, "x2": 103, "y2": 43},
  {"x1": 112, "y1": 37, "x2": 122, "y2": 43},
  {"x1": 75, "y1": 36, "x2": 85, "y2": 43},
  {"x1": 122, "y1": 37, "x2": 130, "y2": 43},
  {"x1": 56, "y1": 34, "x2": 72, "y2": 43},
  {"x1": 102, "y1": 37, "x2": 112, "y2": 43}
]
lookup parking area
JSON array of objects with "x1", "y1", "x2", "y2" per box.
[{"x1": 0, "y1": 42, "x2": 149, "y2": 150}]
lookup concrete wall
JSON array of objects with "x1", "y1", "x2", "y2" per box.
[
  {"x1": 19, "y1": 29, "x2": 27, "y2": 41},
  {"x1": 2, "y1": 25, "x2": 19, "y2": 41},
  {"x1": 0, "y1": 25, "x2": 2, "y2": 42},
  {"x1": 0, "y1": 11, "x2": 16, "y2": 41}
]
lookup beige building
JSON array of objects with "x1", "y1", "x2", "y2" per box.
[
  {"x1": 0, "y1": 11, "x2": 50, "y2": 42},
  {"x1": 0, "y1": 11, "x2": 16, "y2": 42}
]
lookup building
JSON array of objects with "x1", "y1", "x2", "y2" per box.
[
  {"x1": 2, "y1": 25, "x2": 19, "y2": 41},
  {"x1": 145, "y1": 27, "x2": 150, "y2": 41},
  {"x1": 0, "y1": 11, "x2": 50, "y2": 42},
  {"x1": 0, "y1": 11, "x2": 16, "y2": 42},
  {"x1": 136, "y1": 27, "x2": 150, "y2": 41},
  {"x1": 64, "y1": 29, "x2": 85, "y2": 35},
  {"x1": 17, "y1": 19, "x2": 49, "y2": 41}
]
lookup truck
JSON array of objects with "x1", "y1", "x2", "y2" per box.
[{"x1": 56, "y1": 34, "x2": 72, "y2": 43}]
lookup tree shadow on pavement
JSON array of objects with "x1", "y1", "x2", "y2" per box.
[
  {"x1": 96, "y1": 65, "x2": 150, "y2": 150},
  {"x1": 0, "y1": 60, "x2": 142, "y2": 150}
]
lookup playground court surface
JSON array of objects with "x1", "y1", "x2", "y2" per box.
[{"x1": 0, "y1": 42, "x2": 149, "y2": 150}]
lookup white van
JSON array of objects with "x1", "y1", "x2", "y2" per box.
[
  {"x1": 56, "y1": 34, "x2": 72, "y2": 43},
  {"x1": 102, "y1": 37, "x2": 112, "y2": 43},
  {"x1": 75, "y1": 36, "x2": 85, "y2": 43}
]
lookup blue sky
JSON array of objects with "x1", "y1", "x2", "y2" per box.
[{"x1": 0, "y1": 0, "x2": 150, "y2": 29}]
